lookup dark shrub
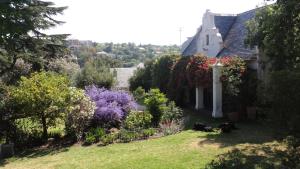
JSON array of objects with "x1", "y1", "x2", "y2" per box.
[
  {"x1": 269, "y1": 70, "x2": 300, "y2": 135},
  {"x1": 167, "y1": 57, "x2": 190, "y2": 106},
  {"x1": 129, "y1": 60, "x2": 154, "y2": 91},
  {"x1": 84, "y1": 127, "x2": 105, "y2": 145},
  {"x1": 152, "y1": 54, "x2": 179, "y2": 94},
  {"x1": 84, "y1": 132, "x2": 96, "y2": 145},
  {"x1": 117, "y1": 129, "x2": 137, "y2": 143}
]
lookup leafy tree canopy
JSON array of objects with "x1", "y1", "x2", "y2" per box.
[
  {"x1": 0, "y1": 0, "x2": 68, "y2": 77},
  {"x1": 245, "y1": 0, "x2": 300, "y2": 70},
  {"x1": 9, "y1": 71, "x2": 71, "y2": 139}
]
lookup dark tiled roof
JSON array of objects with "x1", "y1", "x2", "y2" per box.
[
  {"x1": 182, "y1": 8, "x2": 258, "y2": 59},
  {"x1": 217, "y1": 9, "x2": 258, "y2": 59},
  {"x1": 182, "y1": 27, "x2": 202, "y2": 56},
  {"x1": 214, "y1": 15, "x2": 236, "y2": 40}
]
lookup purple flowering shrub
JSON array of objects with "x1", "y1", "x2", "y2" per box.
[{"x1": 85, "y1": 86, "x2": 137, "y2": 127}]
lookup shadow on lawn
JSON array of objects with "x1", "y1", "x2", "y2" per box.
[
  {"x1": 183, "y1": 108, "x2": 276, "y2": 147},
  {"x1": 197, "y1": 122, "x2": 276, "y2": 148},
  {"x1": 0, "y1": 138, "x2": 74, "y2": 167},
  {"x1": 183, "y1": 108, "x2": 225, "y2": 130},
  {"x1": 204, "y1": 144, "x2": 287, "y2": 169}
]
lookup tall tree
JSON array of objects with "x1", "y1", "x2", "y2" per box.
[
  {"x1": 245, "y1": 0, "x2": 300, "y2": 70},
  {"x1": 0, "y1": 0, "x2": 68, "y2": 77}
]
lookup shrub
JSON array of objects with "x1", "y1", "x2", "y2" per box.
[
  {"x1": 48, "y1": 129, "x2": 63, "y2": 140},
  {"x1": 268, "y1": 70, "x2": 300, "y2": 135},
  {"x1": 6, "y1": 118, "x2": 44, "y2": 148},
  {"x1": 141, "y1": 128, "x2": 156, "y2": 138},
  {"x1": 101, "y1": 133, "x2": 115, "y2": 145},
  {"x1": 85, "y1": 86, "x2": 137, "y2": 128},
  {"x1": 221, "y1": 57, "x2": 246, "y2": 97},
  {"x1": 144, "y1": 89, "x2": 168, "y2": 126},
  {"x1": 8, "y1": 71, "x2": 71, "y2": 139},
  {"x1": 84, "y1": 132, "x2": 97, "y2": 145},
  {"x1": 129, "y1": 60, "x2": 154, "y2": 91},
  {"x1": 124, "y1": 111, "x2": 152, "y2": 130},
  {"x1": 94, "y1": 128, "x2": 106, "y2": 141},
  {"x1": 47, "y1": 57, "x2": 80, "y2": 79},
  {"x1": 159, "y1": 120, "x2": 183, "y2": 136},
  {"x1": 75, "y1": 59, "x2": 114, "y2": 89},
  {"x1": 186, "y1": 54, "x2": 212, "y2": 88},
  {"x1": 83, "y1": 127, "x2": 105, "y2": 145},
  {"x1": 132, "y1": 87, "x2": 146, "y2": 104},
  {"x1": 282, "y1": 136, "x2": 300, "y2": 168},
  {"x1": 161, "y1": 101, "x2": 183, "y2": 123},
  {"x1": 65, "y1": 88, "x2": 95, "y2": 141},
  {"x1": 117, "y1": 129, "x2": 137, "y2": 143}
]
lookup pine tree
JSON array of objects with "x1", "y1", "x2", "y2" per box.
[{"x1": 0, "y1": 0, "x2": 69, "y2": 77}]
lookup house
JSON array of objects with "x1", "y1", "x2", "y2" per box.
[
  {"x1": 181, "y1": 8, "x2": 260, "y2": 117},
  {"x1": 181, "y1": 9, "x2": 259, "y2": 70},
  {"x1": 112, "y1": 63, "x2": 144, "y2": 90}
]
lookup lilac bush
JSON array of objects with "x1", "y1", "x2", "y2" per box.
[{"x1": 85, "y1": 86, "x2": 137, "y2": 126}]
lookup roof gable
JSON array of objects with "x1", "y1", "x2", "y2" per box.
[
  {"x1": 182, "y1": 8, "x2": 259, "y2": 59},
  {"x1": 182, "y1": 27, "x2": 202, "y2": 56},
  {"x1": 217, "y1": 9, "x2": 258, "y2": 59},
  {"x1": 214, "y1": 15, "x2": 236, "y2": 40}
]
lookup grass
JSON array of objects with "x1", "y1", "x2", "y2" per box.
[{"x1": 0, "y1": 110, "x2": 283, "y2": 169}]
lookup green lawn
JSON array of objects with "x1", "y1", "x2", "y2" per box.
[{"x1": 0, "y1": 111, "x2": 282, "y2": 169}]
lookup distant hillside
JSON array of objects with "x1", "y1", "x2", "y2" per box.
[{"x1": 67, "y1": 40, "x2": 180, "y2": 67}]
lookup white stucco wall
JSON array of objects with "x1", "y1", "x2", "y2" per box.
[{"x1": 196, "y1": 10, "x2": 223, "y2": 57}]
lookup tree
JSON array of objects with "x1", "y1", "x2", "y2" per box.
[
  {"x1": 0, "y1": 0, "x2": 68, "y2": 78},
  {"x1": 152, "y1": 54, "x2": 179, "y2": 94},
  {"x1": 245, "y1": 0, "x2": 300, "y2": 70},
  {"x1": 9, "y1": 72, "x2": 71, "y2": 139},
  {"x1": 75, "y1": 58, "x2": 115, "y2": 89},
  {"x1": 129, "y1": 60, "x2": 154, "y2": 91},
  {"x1": 245, "y1": 0, "x2": 300, "y2": 135}
]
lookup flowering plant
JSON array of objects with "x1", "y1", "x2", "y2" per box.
[
  {"x1": 85, "y1": 86, "x2": 137, "y2": 127},
  {"x1": 65, "y1": 87, "x2": 95, "y2": 141},
  {"x1": 186, "y1": 54, "x2": 212, "y2": 88}
]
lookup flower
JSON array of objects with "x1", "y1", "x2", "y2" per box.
[{"x1": 85, "y1": 86, "x2": 137, "y2": 126}]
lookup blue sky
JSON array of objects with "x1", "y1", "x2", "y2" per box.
[{"x1": 47, "y1": 0, "x2": 273, "y2": 45}]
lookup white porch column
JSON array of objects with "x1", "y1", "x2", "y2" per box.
[
  {"x1": 212, "y1": 60, "x2": 223, "y2": 118},
  {"x1": 195, "y1": 86, "x2": 204, "y2": 110}
]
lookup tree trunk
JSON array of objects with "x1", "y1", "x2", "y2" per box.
[{"x1": 41, "y1": 114, "x2": 47, "y2": 140}]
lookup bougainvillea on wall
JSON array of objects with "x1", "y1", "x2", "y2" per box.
[
  {"x1": 85, "y1": 86, "x2": 137, "y2": 127},
  {"x1": 186, "y1": 54, "x2": 212, "y2": 88},
  {"x1": 168, "y1": 55, "x2": 246, "y2": 106},
  {"x1": 186, "y1": 55, "x2": 246, "y2": 95}
]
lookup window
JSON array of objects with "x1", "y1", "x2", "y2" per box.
[{"x1": 206, "y1": 34, "x2": 209, "y2": 45}]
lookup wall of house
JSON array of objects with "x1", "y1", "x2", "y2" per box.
[{"x1": 196, "y1": 10, "x2": 223, "y2": 57}]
